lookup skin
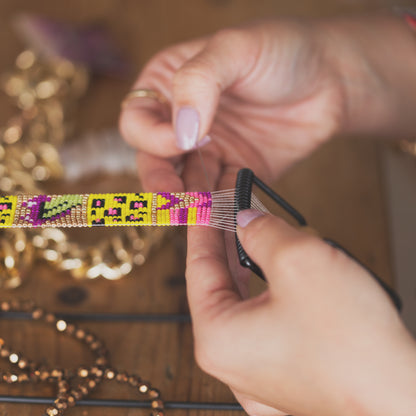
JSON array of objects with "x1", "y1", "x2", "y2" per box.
[{"x1": 119, "y1": 14, "x2": 416, "y2": 416}]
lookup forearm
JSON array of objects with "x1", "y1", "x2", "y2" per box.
[{"x1": 320, "y1": 14, "x2": 416, "y2": 139}]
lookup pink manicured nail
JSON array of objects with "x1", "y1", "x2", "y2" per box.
[
  {"x1": 237, "y1": 209, "x2": 264, "y2": 228},
  {"x1": 176, "y1": 107, "x2": 200, "y2": 150},
  {"x1": 196, "y1": 135, "x2": 211, "y2": 148}
]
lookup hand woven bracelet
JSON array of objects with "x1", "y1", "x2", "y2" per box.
[{"x1": 0, "y1": 191, "x2": 213, "y2": 228}]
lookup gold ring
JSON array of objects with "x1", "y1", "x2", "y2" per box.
[{"x1": 122, "y1": 88, "x2": 169, "y2": 108}]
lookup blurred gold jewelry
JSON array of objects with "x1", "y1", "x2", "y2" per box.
[
  {"x1": 122, "y1": 88, "x2": 169, "y2": 107},
  {"x1": 0, "y1": 50, "x2": 165, "y2": 288}
]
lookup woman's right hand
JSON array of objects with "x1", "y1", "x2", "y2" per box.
[{"x1": 185, "y1": 210, "x2": 416, "y2": 416}]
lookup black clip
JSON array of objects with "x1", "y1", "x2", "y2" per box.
[{"x1": 234, "y1": 168, "x2": 402, "y2": 311}]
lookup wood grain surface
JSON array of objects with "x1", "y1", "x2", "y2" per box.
[{"x1": 0, "y1": 0, "x2": 402, "y2": 415}]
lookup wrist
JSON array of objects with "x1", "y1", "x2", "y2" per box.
[
  {"x1": 318, "y1": 14, "x2": 416, "y2": 138},
  {"x1": 345, "y1": 331, "x2": 416, "y2": 416}
]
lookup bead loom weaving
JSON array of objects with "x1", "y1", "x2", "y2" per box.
[
  {"x1": 0, "y1": 190, "x2": 267, "y2": 230},
  {"x1": 0, "y1": 169, "x2": 269, "y2": 231},
  {"x1": 0, "y1": 192, "x2": 213, "y2": 228}
]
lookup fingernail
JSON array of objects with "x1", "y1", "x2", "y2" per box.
[
  {"x1": 196, "y1": 135, "x2": 211, "y2": 148},
  {"x1": 237, "y1": 209, "x2": 264, "y2": 228},
  {"x1": 176, "y1": 107, "x2": 200, "y2": 150}
]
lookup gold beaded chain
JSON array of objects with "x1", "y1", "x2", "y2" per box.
[
  {"x1": 0, "y1": 299, "x2": 164, "y2": 416},
  {"x1": 0, "y1": 49, "x2": 165, "y2": 288}
]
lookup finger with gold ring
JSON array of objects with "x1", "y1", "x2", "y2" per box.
[{"x1": 122, "y1": 88, "x2": 169, "y2": 108}]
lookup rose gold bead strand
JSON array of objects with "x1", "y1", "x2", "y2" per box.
[{"x1": 0, "y1": 299, "x2": 165, "y2": 415}]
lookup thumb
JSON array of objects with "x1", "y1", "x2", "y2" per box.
[
  {"x1": 236, "y1": 209, "x2": 316, "y2": 281},
  {"x1": 172, "y1": 29, "x2": 258, "y2": 150}
]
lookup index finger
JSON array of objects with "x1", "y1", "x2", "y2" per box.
[
  {"x1": 119, "y1": 38, "x2": 208, "y2": 157},
  {"x1": 120, "y1": 98, "x2": 179, "y2": 157}
]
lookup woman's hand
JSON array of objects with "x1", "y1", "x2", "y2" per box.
[
  {"x1": 120, "y1": 19, "x2": 346, "y2": 192},
  {"x1": 186, "y1": 210, "x2": 416, "y2": 416},
  {"x1": 119, "y1": 15, "x2": 416, "y2": 193}
]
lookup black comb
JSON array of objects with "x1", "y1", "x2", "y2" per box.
[{"x1": 234, "y1": 168, "x2": 401, "y2": 311}]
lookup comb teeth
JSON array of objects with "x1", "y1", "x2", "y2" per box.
[
  {"x1": 234, "y1": 168, "x2": 254, "y2": 215},
  {"x1": 232, "y1": 168, "x2": 266, "y2": 279}
]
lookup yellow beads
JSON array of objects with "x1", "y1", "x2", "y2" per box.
[
  {"x1": 0, "y1": 195, "x2": 17, "y2": 227},
  {"x1": 86, "y1": 193, "x2": 152, "y2": 226}
]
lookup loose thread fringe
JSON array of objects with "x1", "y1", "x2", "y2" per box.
[
  {"x1": 0, "y1": 191, "x2": 268, "y2": 231},
  {"x1": 209, "y1": 190, "x2": 268, "y2": 231}
]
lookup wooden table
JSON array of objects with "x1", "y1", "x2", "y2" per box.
[{"x1": 0, "y1": 0, "x2": 406, "y2": 415}]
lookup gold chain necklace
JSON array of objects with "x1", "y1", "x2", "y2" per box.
[{"x1": 0, "y1": 49, "x2": 164, "y2": 288}]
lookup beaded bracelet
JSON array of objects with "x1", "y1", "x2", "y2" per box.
[{"x1": 0, "y1": 192, "x2": 213, "y2": 228}]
